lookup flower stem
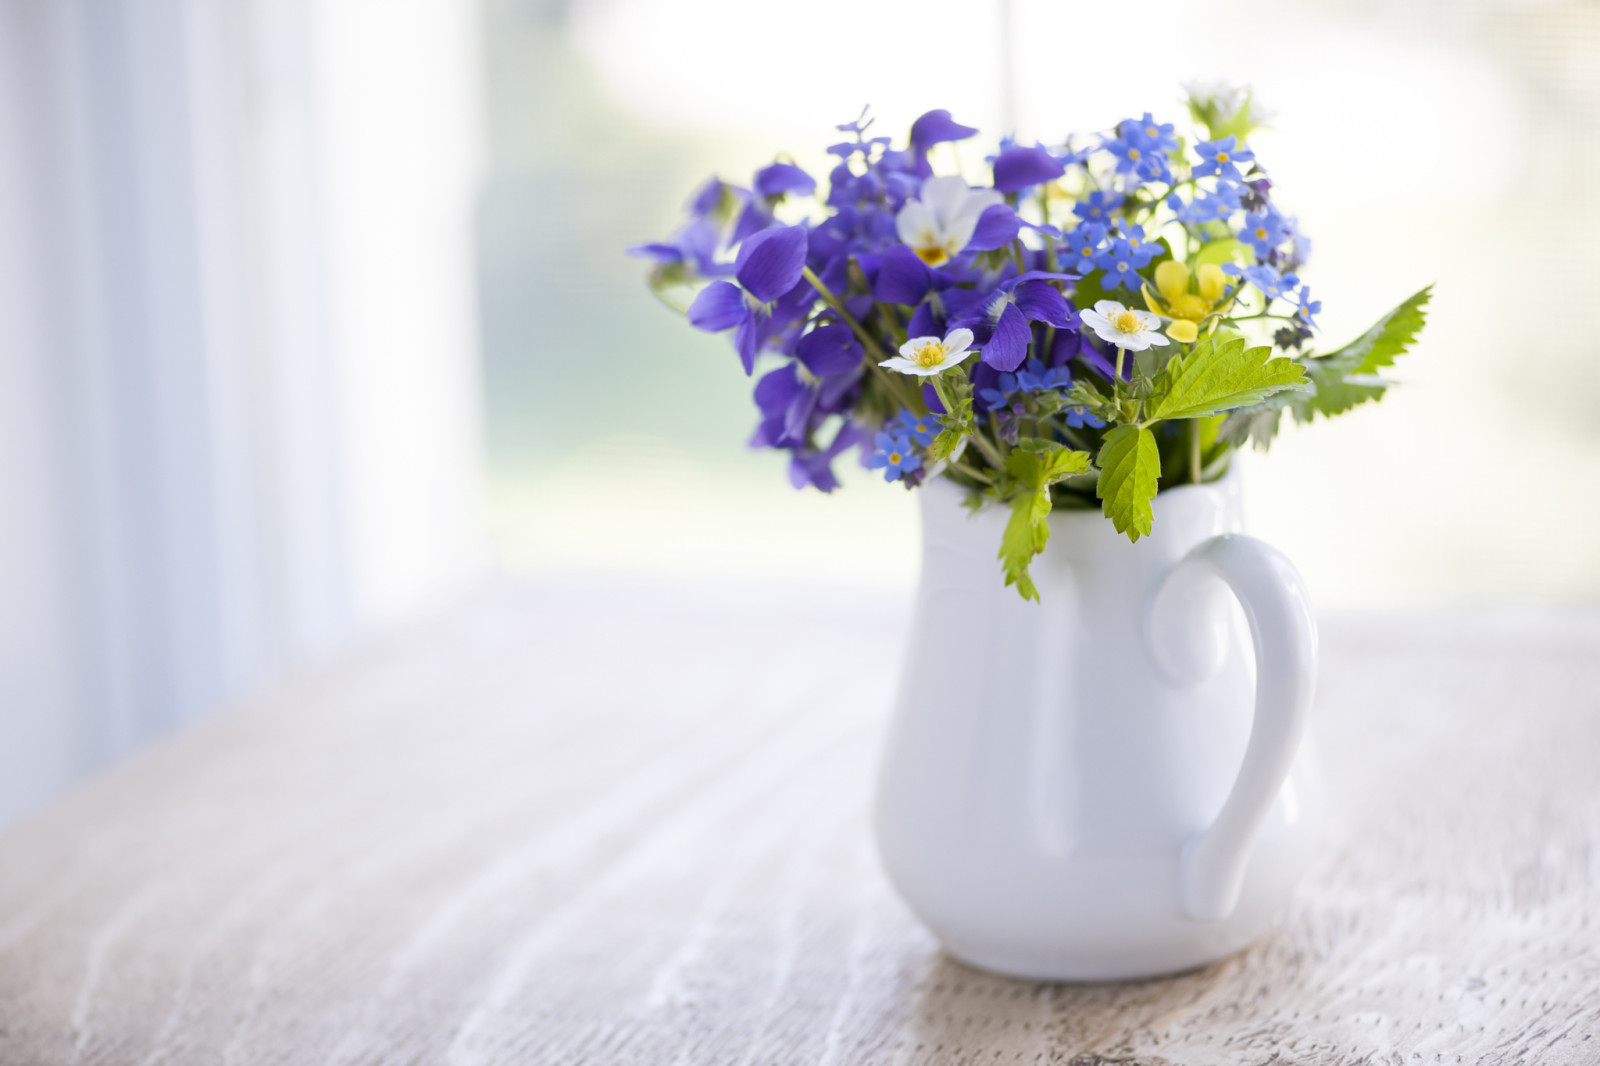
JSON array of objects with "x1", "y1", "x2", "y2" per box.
[
  {"x1": 949, "y1": 457, "x2": 996, "y2": 486},
  {"x1": 802, "y1": 265, "x2": 922, "y2": 411},
  {"x1": 970, "y1": 414, "x2": 1007, "y2": 470},
  {"x1": 1189, "y1": 418, "x2": 1202, "y2": 484}
]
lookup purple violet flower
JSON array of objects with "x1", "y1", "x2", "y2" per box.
[
  {"x1": 687, "y1": 225, "x2": 811, "y2": 373},
  {"x1": 992, "y1": 144, "x2": 1066, "y2": 194},
  {"x1": 954, "y1": 271, "x2": 1078, "y2": 372}
]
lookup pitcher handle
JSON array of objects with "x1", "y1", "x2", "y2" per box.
[{"x1": 1146, "y1": 534, "x2": 1317, "y2": 921}]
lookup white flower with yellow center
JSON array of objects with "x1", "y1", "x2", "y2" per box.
[
  {"x1": 1080, "y1": 300, "x2": 1170, "y2": 351},
  {"x1": 878, "y1": 328, "x2": 977, "y2": 377},
  {"x1": 894, "y1": 176, "x2": 1004, "y2": 268}
]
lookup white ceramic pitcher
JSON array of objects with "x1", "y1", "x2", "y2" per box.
[{"x1": 874, "y1": 470, "x2": 1321, "y2": 981}]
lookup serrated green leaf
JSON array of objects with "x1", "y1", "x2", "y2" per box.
[
  {"x1": 1217, "y1": 404, "x2": 1286, "y2": 451},
  {"x1": 1322, "y1": 284, "x2": 1432, "y2": 375},
  {"x1": 927, "y1": 370, "x2": 975, "y2": 461},
  {"x1": 1009, "y1": 442, "x2": 1091, "y2": 486},
  {"x1": 1096, "y1": 425, "x2": 1161, "y2": 541},
  {"x1": 1044, "y1": 448, "x2": 1091, "y2": 482},
  {"x1": 996, "y1": 442, "x2": 1086, "y2": 601},
  {"x1": 1146, "y1": 335, "x2": 1307, "y2": 421},
  {"x1": 928, "y1": 428, "x2": 966, "y2": 462},
  {"x1": 1296, "y1": 362, "x2": 1386, "y2": 421},
  {"x1": 1065, "y1": 380, "x2": 1116, "y2": 421},
  {"x1": 998, "y1": 487, "x2": 1050, "y2": 602}
]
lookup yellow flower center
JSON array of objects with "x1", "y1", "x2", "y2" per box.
[
  {"x1": 1254, "y1": 227, "x2": 1267, "y2": 239},
  {"x1": 1129, "y1": 148, "x2": 1141, "y2": 160},
  {"x1": 1145, "y1": 126, "x2": 1157, "y2": 137},
  {"x1": 915, "y1": 246, "x2": 950, "y2": 267},
  {"x1": 1112, "y1": 309, "x2": 1144, "y2": 333},
  {"x1": 911, "y1": 341, "x2": 948, "y2": 367},
  {"x1": 1169, "y1": 293, "x2": 1208, "y2": 320},
  {"x1": 888, "y1": 451, "x2": 902, "y2": 464},
  {"x1": 1216, "y1": 151, "x2": 1230, "y2": 163}
]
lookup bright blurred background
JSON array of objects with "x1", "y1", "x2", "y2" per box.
[{"x1": 1, "y1": 0, "x2": 1597, "y2": 826}]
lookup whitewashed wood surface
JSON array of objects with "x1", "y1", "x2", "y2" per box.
[{"x1": 0, "y1": 579, "x2": 1597, "y2": 1066}]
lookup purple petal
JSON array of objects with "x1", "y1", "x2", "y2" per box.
[
  {"x1": 873, "y1": 244, "x2": 933, "y2": 305},
  {"x1": 818, "y1": 365, "x2": 864, "y2": 408},
  {"x1": 796, "y1": 324, "x2": 863, "y2": 377},
  {"x1": 730, "y1": 200, "x2": 773, "y2": 246},
  {"x1": 750, "y1": 415, "x2": 785, "y2": 449},
  {"x1": 992, "y1": 145, "x2": 1066, "y2": 194},
  {"x1": 627, "y1": 242, "x2": 685, "y2": 263},
  {"x1": 981, "y1": 302, "x2": 1032, "y2": 371},
  {"x1": 687, "y1": 281, "x2": 747, "y2": 333},
  {"x1": 965, "y1": 203, "x2": 1021, "y2": 251},
  {"x1": 754, "y1": 362, "x2": 805, "y2": 416},
  {"x1": 788, "y1": 452, "x2": 836, "y2": 492},
  {"x1": 843, "y1": 294, "x2": 875, "y2": 322},
  {"x1": 754, "y1": 162, "x2": 816, "y2": 199},
  {"x1": 734, "y1": 316, "x2": 761, "y2": 375},
  {"x1": 909, "y1": 109, "x2": 978, "y2": 150},
  {"x1": 817, "y1": 254, "x2": 851, "y2": 297},
  {"x1": 1012, "y1": 280, "x2": 1073, "y2": 327},
  {"x1": 969, "y1": 362, "x2": 1003, "y2": 412},
  {"x1": 1076, "y1": 335, "x2": 1120, "y2": 380},
  {"x1": 689, "y1": 178, "x2": 727, "y2": 217},
  {"x1": 951, "y1": 288, "x2": 1007, "y2": 340},
  {"x1": 783, "y1": 386, "x2": 819, "y2": 445},
  {"x1": 828, "y1": 419, "x2": 870, "y2": 458},
  {"x1": 735, "y1": 225, "x2": 809, "y2": 303},
  {"x1": 1049, "y1": 326, "x2": 1082, "y2": 366},
  {"x1": 941, "y1": 288, "x2": 988, "y2": 326},
  {"x1": 907, "y1": 301, "x2": 941, "y2": 338}
]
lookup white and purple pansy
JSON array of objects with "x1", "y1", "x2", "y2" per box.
[{"x1": 894, "y1": 176, "x2": 1019, "y2": 268}]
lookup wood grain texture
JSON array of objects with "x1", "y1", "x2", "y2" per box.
[{"x1": 0, "y1": 580, "x2": 1596, "y2": 1065}]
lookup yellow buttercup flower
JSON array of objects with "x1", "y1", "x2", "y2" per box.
[{"x1": 1143, "y1": 260, "x2": 1233, "y2": 344}]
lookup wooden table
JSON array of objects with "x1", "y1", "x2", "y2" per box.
[{"x1": 1, "y1": 580, "x2": 1597, "y2": 1065}]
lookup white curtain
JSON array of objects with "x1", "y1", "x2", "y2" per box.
[{"x1": 0, "y1": 0, "x2": 489, "y2": 827}]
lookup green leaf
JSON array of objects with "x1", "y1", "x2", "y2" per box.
[
  {"x1": 1009, "y1": 442, "x2": 1091, "y2": 486},
  {"x1": 1321, "y1": 284, "x2": 1432, "y2": 374},
  {"x1": 928, "y1": 371, "x2": 975, "y2": 461},
  {"x1": 1146, "y1": 334, "x2": 1307, "y2": 421},
  {"x1": 1096, "y1": 425, "x2": 1161, "y2": 541},
  {"x1": 1065, "y1": 380, "x2": 1116, "y2": 422},
  {"x1": 1188, "y1": 88, "x2": 1265, "y2": 143},
  {"x1": 1044, "y1": 447, "x2": 1091, "y2": 483},
  {"x1": 998, "y1": 487, "x2": 1050, "y2": 602},
  {"x1": 1297, "y1": 359, "x2": 1387, "y2": 420},
  {"x1": 1069, "y1": 269, "x2": 1113, "y2": 316},
  {"x1": 995, "y1": 444, "x2": 1089, "y2": 601},
  {"x1": 1193, "y1": 238, "x2": 1244, "y2": 271},
  {"x1": 1217, "y1": 403, "x2": 1287, "y2": 451}
]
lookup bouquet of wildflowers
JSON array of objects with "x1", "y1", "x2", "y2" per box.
[{"x1": 632, "y1": 85, "x2": 1430, "y2": 600}]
